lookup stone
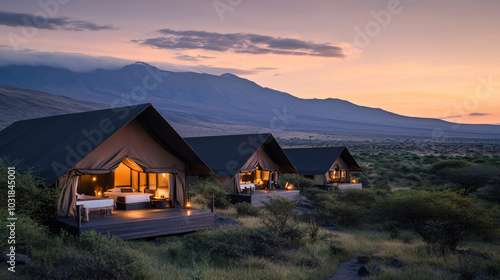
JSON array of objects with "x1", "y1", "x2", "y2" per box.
[
  {"x1": 372, "y1": 265, "x2": 383, "y2": 274},
  {"x1": 358, "y1": 265, "x2": 370, "y2": 276},
  {"x1": 0, "y1": 252, "x2": 31, "y2": 265},
  {"x1": 321, "y1": 225, "x2": 341, "y2": 232},
  {"x1": 297, "y1": 201, "x2": 315, "y2": 209},
  {"x1": 16, "y1": 254, "x2": 32, "y2": 265},
  {"x1": 389, "y1": 258, "x2": 403, "y2": 268}
]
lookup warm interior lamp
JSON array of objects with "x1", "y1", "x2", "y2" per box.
[
  {"x1": 92, "y1": 177, "x2": 97, "y2": 181},
  {"x1": 351, "y1": 179, "x2": 356, "y2": 183},
  {"x1": 97, "y1": 191, "x2": 102, "y2": 196},
  {"x1": 186, "y1": 200, "x2": 192, "y2": 208},
  {"x1": 162, "y1": 173, "x2": 166, "y2": 179}
]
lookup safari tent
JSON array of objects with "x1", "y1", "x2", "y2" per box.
[
  {"x1": 284, "y1": 147, "x2": 363, "y2": 186},
  {"x1": 0, "y1": 104, "x2": 212, "y2": 218},
  {"x1": 184, "y1": 133, "x2": 297, "y2": 194}
]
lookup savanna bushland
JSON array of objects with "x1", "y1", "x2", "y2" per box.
[{"x1": 1, "y1": 136, "x2": 499, "y2": 280}]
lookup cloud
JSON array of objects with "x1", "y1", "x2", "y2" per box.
[
  {"x1": 174, "y1": 54, "x2": 216, "y2": 61},
  {"x1": 254, "y1": 67, "x2": 278, "y2": 71},
  {"x1": 0, "y1": 47, "x2": 131, "y2": 72},
  {"x1": 0, "y1": 11, "x2": 115, "y2": 31},
  {"x1": 441, "y1": 112, "x2": 490, "y2": 120},
  {"x1": 468, "y1": 112, "x2": 489, "y2": 117},
  {"x1": 134, "y1": 29, "x2": 345, "y2": 58},
  {"x1": 0, "y1": 47, "x2": 270, "y2": 75}
]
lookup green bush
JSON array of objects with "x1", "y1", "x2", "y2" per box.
[
  {"x1": 372, "y1": 190, "x2": 496, "y2": 254},
  {"x1": 0, "y1": 213, "x2": 50, "y2": 255},
  {"x1": 335, "y1": 188, "x2": 377, "y2": 208},
  {"x1": 181, "y1": 227, "x2": 289, "y2": 265},
  {"x1": 261, "y1": 196, "x2": 305, "y2": 242},
  {"x1": 24, "y1": 231, "x2": 150, "y2": 279},
  {"x1": 235, "y1": 202, "x2": 260, "y2": 217},
  {"x1": 300, "y1": 187, "x2": 331, "y2": 203},
  {"x1": 318, "y1": 201, "x2": 367, "y2": 228},
  {"x1": 328, "y1": 240, "x2": 348, "y2": 258},
  {"x1": 430, "y1": 159, "x2": 473, "y2": 174},
  {"x1": 445, "y1": 166, "x2": 499, "y2": 195},
  {"x1": 0, "y1": 159, "x2": 60, "y2": 223},
  {"x1": 485, "y1": 259, "x2": 500, "y2": 278},
  {"x1": 190, "y1": 179, "x2": 230, "y2": 209},
  {"x1": 279, "y1": 173, "x2": 314, "y2": 189}
]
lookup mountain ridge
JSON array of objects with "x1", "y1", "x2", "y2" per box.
[{"x1": 0, "y1": 63, "x2": 499, "y2": 139}]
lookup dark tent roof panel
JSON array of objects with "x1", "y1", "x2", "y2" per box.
[
  {"x1": 0, "y1": 104, "x2": 211, "y2": 184},
  {"x1": 284, "y1": 147, "x2": 363, "y2": 175},
  {"x1": 185, "y1": 133, "x2": 297, "y2": 177}
]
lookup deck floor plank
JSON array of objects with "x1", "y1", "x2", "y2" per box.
[{"x1": 50, "y1": 208, "x2": 215, "y2": 240}]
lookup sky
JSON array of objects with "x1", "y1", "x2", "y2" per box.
[{"x1": 1, "y1": 0, "x2": 499, "y2": 124}]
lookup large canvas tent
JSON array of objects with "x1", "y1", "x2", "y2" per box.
[
  {"x1": 185, "y1": 133, "x2": 297, "y2": 193},
  {"x1": 0, "y1": 104, "x2": 211, "y2": 217},
  {"x1": 284, "y1": 147, "x2": 363, "y2": 185}
]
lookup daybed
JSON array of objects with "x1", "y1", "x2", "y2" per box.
[
  {"x1": 76, "y1": 194, "x2": 115, "y2": 215},
  {"x1": 103, "y1": 187, "x2": 153, "y2": 210}
]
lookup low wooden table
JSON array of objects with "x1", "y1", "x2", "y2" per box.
[{"x1": 150, "y1": 197, "x2": 171, "y2": 208}]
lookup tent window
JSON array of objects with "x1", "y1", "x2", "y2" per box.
[
  {"x1": 131, "y1": 170, "x2": 138, "y2": 190},
  {"x1": 148, "y1": 173, "x2": 157, "y2": 190},
  {"x1": 114, "y1": 162, "x2": 131, "y2": 187},
  {"x1": 239, "y1": 167, "x2": 272, "y2": 189},
  {"x1": 156, "y1": 173, "x2": 170, "y2": 198},
  {"x1": 139, "y1": 172, "x2": 147, "y2": 192},
  {"x1": 328, "y1": 165, "x2": 348, "y2": 183},
  {"x1": 78, "y1": 174, "x2": 114, "y2": 195}
]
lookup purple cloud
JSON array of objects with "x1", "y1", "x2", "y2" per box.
[
  {"x1": 0, "y1": 11, "x2": 115, "y2": 31},
  {"x1": 134, "y1": 29, "x2": 345, "y2": 58}
]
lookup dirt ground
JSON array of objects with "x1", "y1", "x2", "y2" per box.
[{"x1": 327, "y1": 258, "x2": 365, "y2": 280}]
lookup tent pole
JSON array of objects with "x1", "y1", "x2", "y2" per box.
[{"x1": 77, "y1": 204, "x2": 82, "y2": 229}]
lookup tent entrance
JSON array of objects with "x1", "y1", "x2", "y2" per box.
[
  {"x1": 239, "y1": 166, "x2": 278, "y2": 190},
  {"x1": 327, "y1": 165, "x2": 348, "y2": 183},
  {"x1": 76, "y1": 158, "x2": 173, "y2": 199}
]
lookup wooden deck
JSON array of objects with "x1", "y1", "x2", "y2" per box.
[
  {"x1": 229, "y1": 190, "x2": 300, "y2": 207},
  {"x1": 49, "y1": 208, "x2": 215, "y2": 240}
]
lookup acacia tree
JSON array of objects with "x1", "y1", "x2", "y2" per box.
[
  {"x1": 445, "y1": 166, "x2": 499, "y2": 195},
  {"x1": 374, "y1": 190, "x2": 495, "y2": 254}
]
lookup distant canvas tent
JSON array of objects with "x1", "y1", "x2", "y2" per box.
[
  {"x1": 284, "y1": 147, "x2": 363, "y2": 186},
  {"x1": 185, "y1": 133, "x2": 297, "y2": 193},
  {"x1": 0, "y1": 104, "x2": 211, "y2": 218}
]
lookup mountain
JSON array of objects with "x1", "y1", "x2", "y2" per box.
[
  {"x1": 0, "y1": 85, "x2": 106, "y2": 129},
  {"x1": 0, "y1": 63, "x2": 499, "y2": 139}
]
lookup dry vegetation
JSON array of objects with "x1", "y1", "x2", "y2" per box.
[{"x1": 1, "y1": 137, "x2": 499, "y2": 279}]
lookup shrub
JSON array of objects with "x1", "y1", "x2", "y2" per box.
[
  {"x1": 0, "y1": 159, "x2": 60, "y2": 223},
  {"x1": 28, "y1": 231, "x2": 151, "y2": 279},
  {"x1": 0, "y1": 213, "x2": 50, "y2": 255},
  {"x1": 372, "y1": 180, "x2": 391, "y2": 191},
  {"x1": 430, "y1": 159, "x2": 473, "y2": 174},
  {"x1": 445, "y1": 166, "x2": 499, "y2": 195},
  {"x1": 181, "y1": 227, "x2": 289, "y2": 264},
  {"x1": 235, "y1": 202, "x2": 260, "y2": 217},
  {"x1": 335, "y1": 189, "x2": 377, "y2": 208},
  {"x1": 485, "y1": 259, "x2": 500, "y2": 278},
  {"x1": 300, "y1": 187, "x2": 331, "y2": 203},
  {"x1": 190, "y1": 179, "x2": 230, "y2": 209},
  {"x1": 372, "y1": 190, "x2": 496, "y2": 254},
  {"x1": 279, "y1": 173, "x2": 314, "y2": 189},
  {"x1": 182, "y1": 229, "x2": 252, "y2": 264},
  {"x1": 318, "y1": 201, "x2": 367, "y2": 228},
  {"x1": 328, "y1": 240, "x2": 348, "y2": 257},
  {"x1": 261, "y1": 196, "x2": 305, "y2": 242}
]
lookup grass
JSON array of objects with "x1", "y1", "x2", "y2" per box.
[
  {"x1": 3, "y1": 204, "x2": 498, "y2": 280},
  {"x1": 2, "y1": 139, "x2": 499, "y2": 279},
  {"x1": 129, "y1": 227, "x2": 498, "y2": 280}
]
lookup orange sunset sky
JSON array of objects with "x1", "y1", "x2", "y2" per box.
[{"x1": 1, "y1": 0, "x2": 499, "y2": 124}]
